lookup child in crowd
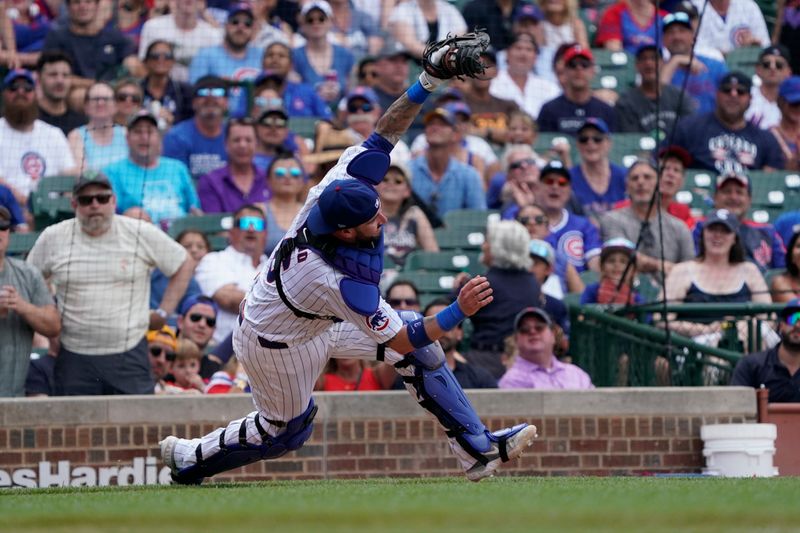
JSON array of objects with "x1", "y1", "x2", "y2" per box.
[
  {"x1": 205, "y1": 356, "x2": 250, "y2": 394},
  {"x1": 315, "y1": 358, "x2": 383, "y2": 392},
  {"x1": 165, "y1": 339, "x2": 205, "y2": 394},
  {"x1": 580, "y1": 238, "x2": 643, "y2": 306}
]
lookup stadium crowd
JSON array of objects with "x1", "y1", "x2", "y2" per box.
[{"x1": 0, "y1": 0, "x2": 798, "y2": 402}]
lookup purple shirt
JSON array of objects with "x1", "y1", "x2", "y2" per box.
[
  {"x1": 498, "y1": 355, "x2": 594, "y2": 390},
  {"x1": 197, "y1": 164, "x2": 269, "y2": 214}
]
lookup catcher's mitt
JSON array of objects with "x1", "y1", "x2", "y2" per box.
[{"x1": 422, "y1": 31, "x2": 491, "y2": 80}]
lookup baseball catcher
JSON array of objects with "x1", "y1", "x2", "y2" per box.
[{"x1": 160, "y1": 31, "x2": 537, "y2": 485}]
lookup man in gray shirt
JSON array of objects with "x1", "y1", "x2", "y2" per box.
[
  {"x1": 0, "y1": 206, "x2": 61, "y2": 397},
  {"x1": 614, "y1": 44, "x2": 696, "y2": 136},
  {"x1": 600, "y1": 159, "x2": 695, "y2": 279}
]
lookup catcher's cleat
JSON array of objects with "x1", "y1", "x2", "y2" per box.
[
  {"x1": 464, "y1": 424, "x2": 538, "y2": 482},
  {"x1": 160, "y1": 436, "x2": 203, "y2": 485}
]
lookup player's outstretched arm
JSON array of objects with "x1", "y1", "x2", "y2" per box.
[
  {"x1": 387, "y1": 275, "x2": 492, "y2": 355},
  {"x1": 375, "y1": 31, "x2": 491, "y2": 146}
]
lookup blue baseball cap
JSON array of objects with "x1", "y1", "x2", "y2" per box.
[
  {"x1": 345, "y1": 86, "x2": 378, "y2": 105},
  {"x1": 307, "y1": 179, "x2": 381, "y2": 234},
  {"x1": 514, "y1": 4, "x2": 543, "y2": 22},
  {"x1": 179, "y1": 294, "x2": 219, "y2": 317},
  {"x1": 704, "y1": 208, "x2": 740, "y2": 233},
  {"x1": 779, "y1": 76, "x2": 800, "y2": 104},
  {"x1": 227, "y1": 2, "x2": 253, "y2": 17},
  {"x1": 444, "y1": 101, "x2": 471, "y2": 118},
  {"x1": 577, "y1": 117, "x2": 610, "y2": 135},
  {"x1": 423, "y1": 107, "x2": 457, "y2": 127},
  {"x1": 781, "y1": 298, "x2": 800, "y2": 319},
  {"x1": 3, "y1": 69, "x2": 34, "y2": 89}
]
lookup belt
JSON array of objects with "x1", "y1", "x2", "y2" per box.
[{"x1": 238, "y1": 312, "x2": 289, "y2": 350}]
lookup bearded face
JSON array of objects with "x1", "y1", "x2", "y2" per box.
[{"x1": 3, "y1": 83, "x2": 38, "y2": 129}]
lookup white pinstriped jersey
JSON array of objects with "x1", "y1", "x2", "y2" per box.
[{"x1": 243, "y1": 144, "x2": 403, "y2": 346}]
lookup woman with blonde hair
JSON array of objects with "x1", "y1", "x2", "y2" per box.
[
  {"x1": 461, "y1": 219, "x2": 542, "y2": 378},
  {"x1": 540, "y1": 0, "x2": 590, "y2": 49}
]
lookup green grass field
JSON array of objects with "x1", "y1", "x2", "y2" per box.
[{"x1": 3, "y1": 477, "x2": 800, "y2": 533}]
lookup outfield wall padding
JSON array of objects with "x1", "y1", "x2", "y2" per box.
[{"x1": 0, "y1": 388, "x2": 757, "y2": 487}]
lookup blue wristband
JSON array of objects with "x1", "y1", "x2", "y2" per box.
[
  {"x1": 406, "y1": 317, "x2": 433, "y2": 349},
  {"x1": 435, "y1": 301, "x2": 466, "y2": 331},
  {"x1": 407, "y1": 80, "x2": 431, "y2": 104}
]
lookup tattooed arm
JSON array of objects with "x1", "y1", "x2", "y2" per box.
[{"x1": 374, "y1": 93, "x2": 426, "y2": 146}]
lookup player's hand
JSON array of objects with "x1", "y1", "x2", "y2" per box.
[{"x1": 456, "y1": 275, "x2": 493, "y2": 316}]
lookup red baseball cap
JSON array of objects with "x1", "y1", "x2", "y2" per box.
[{"x1": 563, "y1": 45, "x2": 594, "y2": 65}]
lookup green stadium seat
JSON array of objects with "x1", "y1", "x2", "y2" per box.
[
  {"x1": 608, "y1": 133, "x2": 657, "y2": 166},
  {"x1": 590, "y1": 49, "x2": 636, "y2": 92},
  {"x1": 725, "y1": 46, "x2": 761, "y2": 77},
  {"x1": 443, "y1": 209, "x2": 499, "y2": 231},
  {"x1": 395, "y1": 270, "x2": 457, "y2": 296},
  {"x1": 7, "y1": 231, "x2": 40, "y2": 256},
  {"x1": 30, "y1": 175, "x2": 76, "y2": 228},
  {"x1": 168, "y1": 213, "x2": 234, "y2": 239},
  {"x1": 404, "y1": 250, "x2": 485, "y2": 275},
  {"x1": 434, "y1": 226, "x2": 485, "y2": 250},
  {"x1": 288, "y1": 117, "x2": 319, "y2": 141}
]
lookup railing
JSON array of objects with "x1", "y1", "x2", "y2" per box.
[{"x1": 569, "y1": 303, "x2": 785, "y2": 387}]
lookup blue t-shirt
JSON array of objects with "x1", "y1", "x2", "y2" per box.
[
  {"x1": 162, "y1": 119, "x2": 227, "y2": 179},
  {"x1": 409, "y1": 156, "x2": 487, "y2": 217},
  {"x1": 283, "y1": 82, "x2": 333, "y2": 118},
  {"x1": 671, "y1": 112, "x2": 785, "y2": 174},
  {"x1": 104, "y1": 157, "x2": 201, "y2": 224},
  {"x1": 569, "y1": 163, "x2": 627, "y2": 219},
  {"x1": 0, "y1": 184, "x2": 24, "y2": 227},
  {"x1": 189, "y1": 45, "x2": 262, "y2": 118},
  {"x1": 546, "y1": 209, "x2": 602, "y2": 272},
  {"x1": 291, "y1": 45, "x2": 354, "y2": 91},
  {"x1": 774, "y1": 211, "x2": 800, "y2": 250},
  {"x1": 14, "y1": 17, "x2": 51, "y2": 52},
  {"x1": 537, "y1": 95, "x2": 617, "y2": 134},
  {"x1": 670, "y1": 55, "x2": 728, "y2": 115}
]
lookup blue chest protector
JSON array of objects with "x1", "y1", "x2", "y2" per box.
[{"x1": 270, "y1": 226, "x2": 384, "y2": 319}]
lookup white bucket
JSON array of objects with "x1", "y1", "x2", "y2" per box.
[{"x1": 701, "y1": 424, "x2": 778, "y2": 477}]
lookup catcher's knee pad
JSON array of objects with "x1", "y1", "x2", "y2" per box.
[
  {"x1": 401, "y1": 360, "x2": 492, "y2": 457},
  {"x1": 174, "y1": 399, "x2": 318, "y2": 483}
]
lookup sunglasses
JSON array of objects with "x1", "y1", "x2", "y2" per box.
[
  {"x1": 760, "y1": 60, "x2": 786, "y2": 70},
  {"x1": 87, "y1": 96, "x2": 113, "y2": 104},
  {"x1": 542, "y1": 175, "x2": 570, "y2": 187},
  {"x1": 254, "y1": 96, "x2": 283, "y2": 109},
  {"x1": 784, "y1": 311, "x2": 800, "y2": 326},
  {"x1": 0, "y1": 220, "x2": 10, "y2": 231},
  {"x1": 260, "y1": 116, "x2": 287, "y2": 128},
  {"x1": 189, "y1": 313, "x2": 216, "y2": 327},
  {"x1": 719, "y1": 85, "x2": 749, "y2": 96},
  {"x1": 347, "y1": 101, "x2": 374, "y2": 113},
  {"x1": 236, "y1": 216, "x2": 265, "y2": 231},
  {"x1": 663, "y1": 12, "x2": 690, "y2": 25},
  {"x1": 578, "y1": 135, "x2": 605, "y2": 144},
  {"x1": 196, "y1": 87, "x2": 227, "y2": 98},
  {"x1": 566, "y1": 59, "x2": 592, "y2": 70},
  {"x1": 146, "y1": 52, "x2": 174, "y2": 61},
  {"x1": 518, "y1": 215, "x2": 548, "y2": 226},
  {"x1": 227, "y1": 16, "x2": 253, "y2": 27},
  {"x1": 518, "y1": 323, "x2": 547, "y2": 335},
  {"x1": 273, "y1": 166, "x2": 303, "y2": 179},
  {"x1": 306, "y1": 15, "x2": 326, "y2": 24},
  {"x1": 149, "y1": 346, "x2": 176, "y2": 361},
  {"x1": 388, "y1": 298, "x2": 419, "y2": 307},
  {"x1": 76, "y1": 193, "x2": 112, "y2": 206},
  {"x1": 509, "y1": 158, "x2": 536, "y2": 171},
  {"x1": 7, "y1": 82, "x2": 34, "y2": 93},
  {"x1": 116, "y1": 92, "x2": 142, "y2": 103}
]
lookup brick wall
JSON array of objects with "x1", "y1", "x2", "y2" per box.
[{"x1": 0, "y1": 388, "x2": 757, "y2": 487}]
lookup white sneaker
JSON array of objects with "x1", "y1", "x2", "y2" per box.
[
  {"x1": 465, "y1": 424, "x2": 538, "y2": 482},
  {"x1": 159, "y1": 436, "x2": 179, "y2": 475}
]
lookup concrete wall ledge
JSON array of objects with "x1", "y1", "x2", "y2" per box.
[{"x1": 0, "y1": 387, "x2": 756, "y2": 426}]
